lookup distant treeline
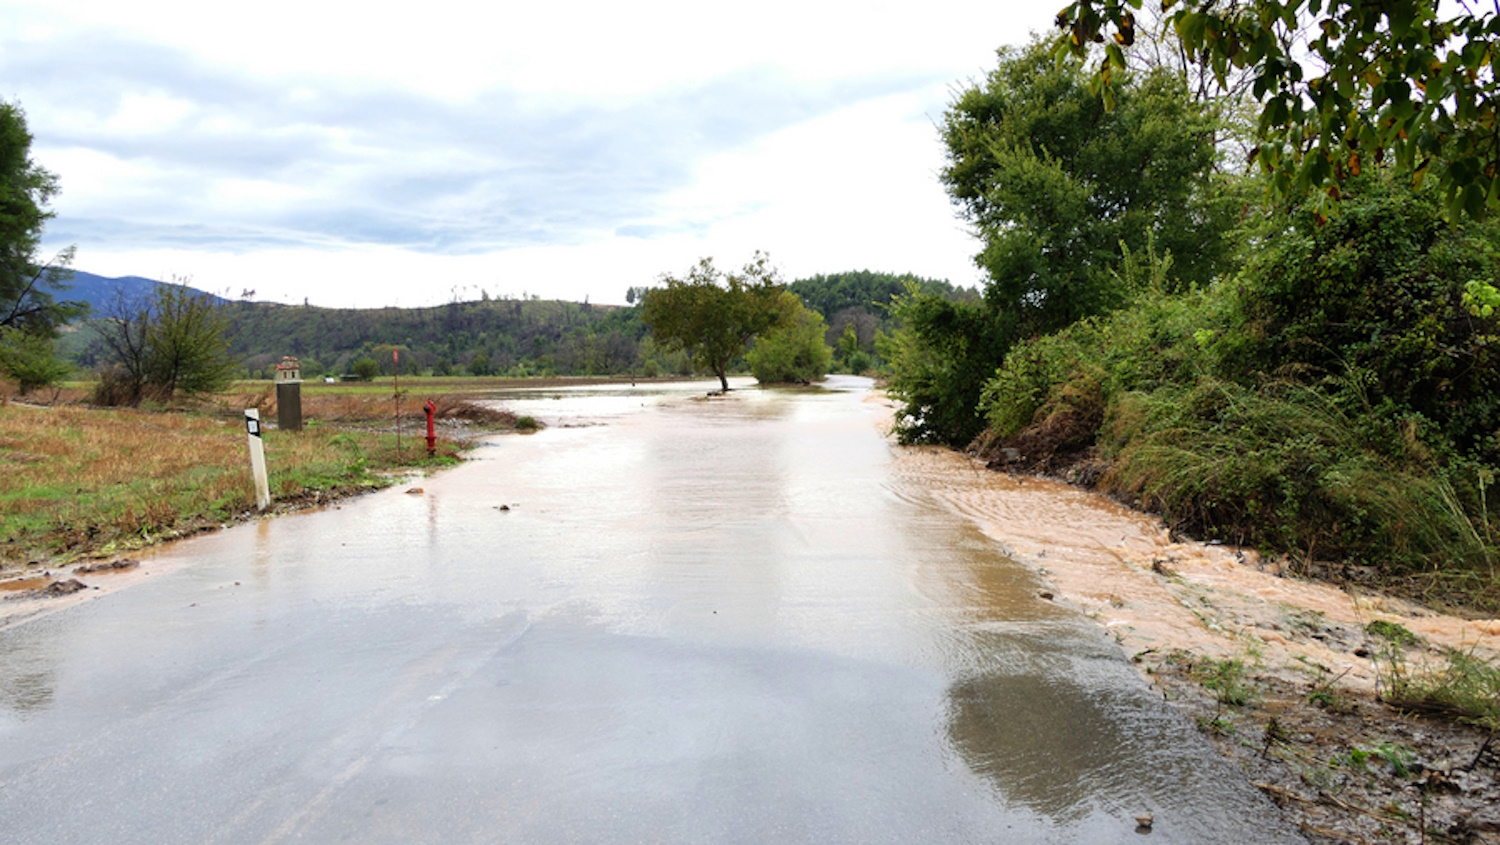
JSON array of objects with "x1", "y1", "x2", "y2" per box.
[
  {"x1": 220, "y1": 296, "x2": 652, "y2": 379},
  {"x1": 789, "y1": 271, "x2": 976, "y2": 367},
  {"x1": 67, "y1": 272, "x2": 974, "y2": 380}
]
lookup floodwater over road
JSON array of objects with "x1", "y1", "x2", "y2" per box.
[{"x1": 0, "y1": 377, "x2": 1300, "y2": 843}]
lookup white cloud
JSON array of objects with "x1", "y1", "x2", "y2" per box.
[
  {"x1": 9, "y1": 0, "x2": 1054, "y2": 306},
  {"x1": 102, "y1": 92, "x2": 195, "y2": 134}
]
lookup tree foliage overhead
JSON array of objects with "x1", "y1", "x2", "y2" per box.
[
  {"x1": 1056, "y1": 0, "x2": 1500, "y2": 220},
  {"x1": 641, "y1": 253, "x2": 790, "y2": 392}
]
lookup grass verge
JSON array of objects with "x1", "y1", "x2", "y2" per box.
[{"x1": 0, "y1": 397, "x2": 494, "y2": 567}]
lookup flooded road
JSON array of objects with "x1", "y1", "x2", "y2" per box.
[{"x1": 0, "y1": 377, "x2": 1299, "y2": 843}]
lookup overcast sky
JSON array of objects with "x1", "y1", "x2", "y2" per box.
[{"x1": 5, "y1": 0, "x2": 1057, "y2": 307}]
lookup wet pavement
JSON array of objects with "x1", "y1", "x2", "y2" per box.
[{"x1": 0, "y1": 377, "x2": 1302, "y2": 843}]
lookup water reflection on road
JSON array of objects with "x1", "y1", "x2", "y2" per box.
[{"x1": 0, "y1": 377, "x2": 1299, "y2": 843}]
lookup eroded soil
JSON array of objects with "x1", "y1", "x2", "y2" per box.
[{"x1": 895, "y1": 442, "x2": 1500, "y2": 844}]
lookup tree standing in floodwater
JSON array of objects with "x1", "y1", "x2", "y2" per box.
[{"x1": 641, "y1": 252, "x2": 790, "y2": 392}]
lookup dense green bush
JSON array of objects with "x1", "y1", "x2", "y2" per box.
[
  {"x1": 883, "y1": 289, "x2": 1014, "y2": 445},
  {"x1": 746, "y1": 303, "x2": 831, "y2": 385},
  {"x1": 1223, "y1": 175, "x2": 1500, "y2": 460},
  {"x1": 349, "y1": 358, "x2": 380, "y2": 380},
  {"x1": 0, "y1": 327, "x2": 71, "y2": 394},
  {"x1": 974, "y1": 175, "x2": 1500, "y2": 604},
  {"x1": 1100, "y1": 379, "x2": 1492, "y2": 573}
]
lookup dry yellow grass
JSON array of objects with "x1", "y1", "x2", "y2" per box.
[{"x1": 0, "y1": 401, "x2": 471, "y2": 568}]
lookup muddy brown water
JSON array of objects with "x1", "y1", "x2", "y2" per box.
[
  {"x1": 0, "y1": 377, "x2": 1300, "y2": 843},
  {"x1": 0, "y1": 577, "x2": 49, "y2": 593}
]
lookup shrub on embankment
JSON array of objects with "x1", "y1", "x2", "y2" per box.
[{"x1": 975, "y1": 176, "x2": 1500, "y2": 611}]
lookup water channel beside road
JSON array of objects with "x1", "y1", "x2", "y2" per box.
[{"x1": 0, "y1": 377, "x2": 1300, "y2": 843}]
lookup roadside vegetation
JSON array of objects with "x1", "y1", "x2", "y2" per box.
[
  {"x1": 882, "y1": 17, "x2": 1500, "y2": 615},
  {"x1": 1149, "y1": 641, "x2": 1500, "y2": 844},
  {"x1": 0, "y1": 382, "x2": 525, "y2": 568},
  {"x1": 971, "y1": 176, "x2": 1500, "y2": 611},
  {"x1": 880, "y1": 15, "x2": 1500, "y2": 833}
]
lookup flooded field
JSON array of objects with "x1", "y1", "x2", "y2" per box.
[{"x1": 0, "y1": 377, "x2": 1299, "y2": 843}]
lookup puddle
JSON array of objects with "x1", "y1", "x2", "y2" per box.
[{"x1": 0, "y1": 577, "x2": 50, "y2": 593}]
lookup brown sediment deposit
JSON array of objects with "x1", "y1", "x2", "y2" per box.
[
  {"x1": 896, "y1": 445, "x2": 1498, "y2": 686},
  {"x1": 0, "y1": 576, "x2": 50, "y2": 593},
  {"x1": 894, "y1": 440, "x2": 1500, "y2": 844},
  {"x1": 74, "y1": 558, "x2": 140, "y2": 575},
  {"x1": 3, "y1": 578, "x2": 87, "y2": 600},
  {"x1": 0, "y1": 555, "x2": 194, "y2": 631}
]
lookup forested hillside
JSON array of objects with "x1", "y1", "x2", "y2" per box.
[
  {"x1": 220, "y1": 297, "x2": 657, "y2": 379},
  {"x1": 64, "y1": 272, "x2": 975, "y2": 382},
  {"x1": 788, "y1": 271, "x2": 976, "y2": 371}
]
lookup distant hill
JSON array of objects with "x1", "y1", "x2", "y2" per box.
[
  {"x1": 59, "y1": 271, "x2": 225, "y2": 315},
  {"x1": 787, "y1": 270, "x2": 977, "y2": 355},
  {"x1": 60, "y1": 268, "x2": 961, "y2": 380},
  {"x1": 213, "y1": 296, "x2": 651, "y2": 379}
]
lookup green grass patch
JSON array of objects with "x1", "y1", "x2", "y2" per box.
[
  {"x1": 1195, "y1": 656, "x2": 1257, "y2": 707},
  {"x1": 1379, "y1": 649, "x2": 1500, "y2": 731},
  {"x1": 1365, "y1": 620, "x2": 1421, "y2": 648}
]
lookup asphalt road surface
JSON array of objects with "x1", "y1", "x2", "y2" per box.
[{"x1": 0, "y1": 378, "x2": 1302, "y2": 843}]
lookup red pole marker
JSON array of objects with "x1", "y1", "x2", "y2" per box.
[{"x1": 425, "y1": 399, "x2": 437, "y2": 457}]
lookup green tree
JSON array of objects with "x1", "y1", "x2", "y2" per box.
[
  {"x1": 0, "y1": 327, "x2": 70, "y2": 395},
  {"x1": 91, "y1": 281, "x2": 237, "y2": 403},
  {"x1": 147, "y1": 283, "x2": 236, "y2": 398},
  {"x1": 349, "y1": 357, "x2": 380, "y2": 380},
  {"x1": 746, "y1": 294, "x2": 832, "y2": 384},
  {"x1": 887, "y1": 39, "x2": 1236, "y2": 445},
  {"x1": 943, "y1": 39, "x2": 1237, "y2": 335},
  {"x1": 0, "y1": 101, "x2": 82, "y2": 396},
  {"x1": 641, "y1": 253, "x2": 789, "y2": 392},
  {"x1": 835, "y1": 324, "x2": 871, "y2": 373},
  {"x1": 1057, "y1": 0, "x2": 1500, "y2": 220},
  {"x1": 883, "y1": 286, "x2": 1016, "y2": 445},
  {"x1": 0, "y1": 102, "x2": 82, "y2": 336}
]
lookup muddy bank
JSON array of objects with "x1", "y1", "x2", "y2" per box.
[{"x1": 893, "y1": 440, "x2": 1500, "y2": 843}]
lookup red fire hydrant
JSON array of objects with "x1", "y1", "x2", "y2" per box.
[{"x1": 425, "y1": 400, "x2": 437, "y2": 457}]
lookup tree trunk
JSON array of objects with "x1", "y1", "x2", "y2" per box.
[{"x1": 716, "y1": 369, "x2": 729, "y2": 393}]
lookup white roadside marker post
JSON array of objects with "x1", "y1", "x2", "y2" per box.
[{"x1": 245, "y1": 409, "x2": 271, "y2": 510}]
